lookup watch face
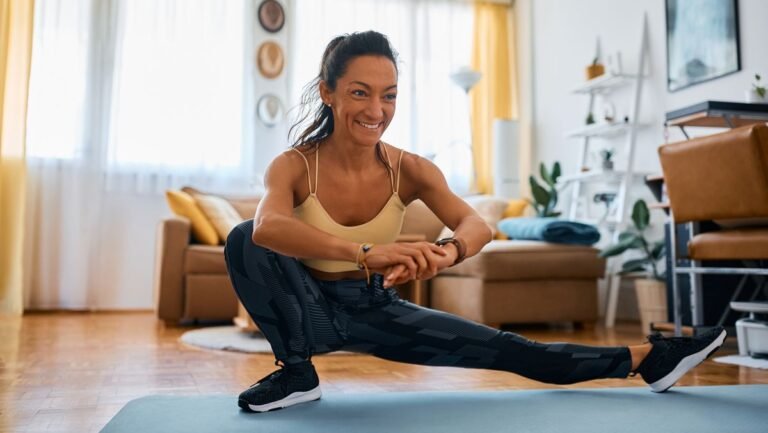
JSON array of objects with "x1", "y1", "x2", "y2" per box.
[{"x1": 258, "y1": 0, "x2": 285, "y2": 33}]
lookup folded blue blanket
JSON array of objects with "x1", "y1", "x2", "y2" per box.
[{"x1": 497, "y1": 217, "x2": 600, "y2": 246}]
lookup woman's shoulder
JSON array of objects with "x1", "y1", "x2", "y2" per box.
[{"x1": 381, "y1": 142, "x2": 444, "y2": 202}]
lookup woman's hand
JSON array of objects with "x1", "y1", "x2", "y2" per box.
[
  {"x1": 364, "y1": 242, "x2": 448, "y2": 285},
  {"x1": 381, "y1": 243, "x2": 458, "y2": 287}
]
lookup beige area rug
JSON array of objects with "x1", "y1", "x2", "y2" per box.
[
  {"x1": 714, "y1": 355, "x2": 768, "y2": 370},
  {"x1": 180, "y1": 326, "x2": 352, "y2": 355}
]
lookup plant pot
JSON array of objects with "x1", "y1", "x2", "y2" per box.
[
  {"x1": 634, "y1": 278, "x2": 668, "y2": 334},
  {"x1": 745, "y1": 89, "x2": 767, "y2": 103},
  {"x1": 586, "y1": 64, "x2": 605, "y2": 80},
  {"x1": 601, "y1": 160, "x2": 614, "y2": 171}
]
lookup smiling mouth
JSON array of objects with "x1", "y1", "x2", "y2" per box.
[{"x1": 356, "y1": 120, "x2": 382, "y2": 130}]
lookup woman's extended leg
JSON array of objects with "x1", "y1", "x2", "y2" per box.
[
  {"x1": 340, "y1": 280, "x2": 726, "y2": 391},
  {"x1": 340, "y1": 283, "x2": 632, "y2": 385}
]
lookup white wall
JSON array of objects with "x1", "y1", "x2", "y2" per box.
[
  {"x1": 529, "y1": 0, "x2": 768, "y2": 319},
  {"x1": 531, "y1": 0, "x2": 768, "y2": 173}
]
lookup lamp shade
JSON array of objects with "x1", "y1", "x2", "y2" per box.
[
  {"x1": 450, "y1": 66, "x2": 482, "y2": 92},
  {"x1": 492, "y1": 118, "x2": 519, "y2": 198}
]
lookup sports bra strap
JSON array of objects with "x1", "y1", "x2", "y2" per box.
[
  {"x1": 379, "y1": 143, "x2": 396, "y2": 193},
  {"x1": 395, "y1": 149, "x2": 404, "y2": 194},
  {"x1": 291, "y1": 147, "x2": 317, "y2": 195}
]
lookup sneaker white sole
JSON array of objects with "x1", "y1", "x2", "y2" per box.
[
  {"x1": 649, "y1": 329, "x2": 727, "y2": 393},
  {"x1": 246, "y1": 386, "x2": 322, "y2": 412}
]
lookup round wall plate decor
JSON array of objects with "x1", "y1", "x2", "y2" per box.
[
  {"x1": 256, "y1": 94, "x2": 284, "y2": 127},
  {"x1": 258, "y1": 0, "x2": 285, "y2": 33},
  {"x1": 256, "y1": 41, "x2": 285, "y2": 79}
]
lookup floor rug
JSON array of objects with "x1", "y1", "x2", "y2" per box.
[
  {"x1": 100, "y1": 385, "x2": 768, "y2": 433},
  {"x1": 714, "y1": 355, "x2": 768, "y2": 369},
  {"x1": 180, "y1": 326, "x2": 352, "y2": 355}
]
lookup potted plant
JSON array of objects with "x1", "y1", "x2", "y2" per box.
[
  {"x1": 599, "y1": 148, "x2": 614, "y2": 171},
  {"x1": 746, "y1": 73, "x2": 767, "y2": 103},
  {"x1": 599, "y1": 199, "x2": 666, "y2": 333},
  {"x1": 528, "y1": 161, "x2": 562, "y2": 217}
]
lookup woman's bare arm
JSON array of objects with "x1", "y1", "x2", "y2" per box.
[
  {"x1": 251, "y1": 152, "x2": 359, "y2": 262},
  {"x1": 414, "y1": 157, "x2": 494, "y2": 260}
]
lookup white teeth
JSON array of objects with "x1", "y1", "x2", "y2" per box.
[{"x1": 358, "y1": 121, "x2": 380, "y2": 129}]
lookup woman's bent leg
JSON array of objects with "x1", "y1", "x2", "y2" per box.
[
  {"x1": 224, "y1": 220, "x2": 344, "y2": 365},
  {"x1": 342, "y1": 295, "x2": 631, "y2": 385}
]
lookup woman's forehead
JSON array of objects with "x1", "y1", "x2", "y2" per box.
[{"x1": 339, "y1": 55, "x2": 397, "y2": 88}]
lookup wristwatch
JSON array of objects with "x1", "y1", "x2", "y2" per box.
[{"x1": 435, "y1": 237, "x2": 467, "y2": 266}]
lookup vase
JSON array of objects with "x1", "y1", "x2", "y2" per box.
[
  {"x1": 634, "y1": 278, "x2": 668, "y2": 334},
  {"x1": 586, "y1": 64, "x2": 605, "y2": 80}
]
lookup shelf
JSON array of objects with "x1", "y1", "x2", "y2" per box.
[
  {"x1": 566, "y1": 122, "x2": 646, "y2": 138},
  {"x1": 572, "y1": 73, "x2": 637, "y2": 95},
  {"x1": 560, "y1": 169, "x2": 638, "y2": 184}
]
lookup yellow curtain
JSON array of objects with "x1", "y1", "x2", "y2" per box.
[
  {"x1": 0, "y1": 0, "x2": 35, "y2": 315},
  {"x1": 471, "y1": 1, "x2": 518, "y2": 194}
]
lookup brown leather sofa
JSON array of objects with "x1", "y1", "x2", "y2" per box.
[{"x1": 154, "y1": 196, "x2": 605, "y2": 327}]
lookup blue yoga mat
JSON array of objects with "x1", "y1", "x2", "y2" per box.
[{"x1": 100, "y1": 385, "x2": 768, "y2": 433}]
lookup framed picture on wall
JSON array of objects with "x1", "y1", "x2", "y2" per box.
[{"x1": 666, "y1": 0, "x2": 741, "y2": 92}]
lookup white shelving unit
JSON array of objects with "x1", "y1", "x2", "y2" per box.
[{"x1": 561, "y1": 13, "x2": 650, "y2": 328}]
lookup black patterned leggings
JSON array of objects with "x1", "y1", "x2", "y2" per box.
[{"x1": 224, "y1": 220, "x2": 631, "y2": 385}]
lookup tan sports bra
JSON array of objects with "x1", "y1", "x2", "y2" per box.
[{"x1": 292, "y1": 144, "x2": 406, "y2": 272}]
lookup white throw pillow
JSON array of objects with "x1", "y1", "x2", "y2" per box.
[{"x1": 438, "y1": 195, "x2": 509, "y2": 239}]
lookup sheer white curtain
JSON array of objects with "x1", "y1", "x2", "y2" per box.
[
  {"x1": 290, "y1": 0, "x2": 473, "y2": 167},
  {"x1": 24, "y1": 0, "x2": 250, "y2": 309}
]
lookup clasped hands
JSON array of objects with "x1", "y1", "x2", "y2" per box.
[{"x1": 363, "y1": 241, "x2": 458, "y2": 288}]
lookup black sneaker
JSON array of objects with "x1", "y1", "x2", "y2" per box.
[
  {"x1": 631, "y1": 326, "x2": 727, "y2": 393},
  {"x1": 238, "y1": 360, "x2": 321, "y2": 412}
]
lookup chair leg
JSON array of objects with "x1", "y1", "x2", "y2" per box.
[{"x1": 670, "y1": 216, "x2": 684, "y2": 337}]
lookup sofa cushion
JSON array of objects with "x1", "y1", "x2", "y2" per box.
[
  {"x1": 185, "y1": 245, "x2": 227, "y2": 274},
  {"x1": 439, "y1": 240, "x2": 605, "y2": 280},
  {"x1": 166, "y1": 190, "x2": 220, "y2": 245}
]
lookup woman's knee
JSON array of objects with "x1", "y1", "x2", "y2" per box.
[{"x1": 224, "y1": 220, "x2": 259, "y2": 273}]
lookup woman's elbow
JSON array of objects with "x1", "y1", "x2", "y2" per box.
[{"x1": 251, "y1": 214, "x2": 277, "y2": 245}]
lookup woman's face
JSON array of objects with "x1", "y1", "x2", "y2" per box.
[{"x1": 320, "y1": 55, "x2": 398, "y2": 148}]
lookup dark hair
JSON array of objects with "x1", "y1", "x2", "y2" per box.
[{"x1": 289, "y1": 31, "x2": 399, "y2": 150}]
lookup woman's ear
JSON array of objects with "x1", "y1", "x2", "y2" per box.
[{"x1": 319, "y1": 80, "x2": 332, "y2": 106}]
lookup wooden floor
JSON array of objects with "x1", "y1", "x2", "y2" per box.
[{"x1": 1, "y1": 313, "x2": 765, "y2": 432}]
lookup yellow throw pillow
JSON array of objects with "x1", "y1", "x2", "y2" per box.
[
  {"x1": 165, "y1": 190, "x2": 220, "y2": 245},
  {"x1": 503, "y1": 199, "x2": 528, "y2": 218},
  {"x1": 192, "y1": 193, "x2": 244, "y2": 241}
]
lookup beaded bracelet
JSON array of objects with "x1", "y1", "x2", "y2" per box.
[{"x1": 355, "y1": 243, "x2": 374, "y2": 284}]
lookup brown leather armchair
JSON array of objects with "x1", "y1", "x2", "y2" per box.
[{"x1": 659, "y1": 123, "x2": 768, "y2": 336}]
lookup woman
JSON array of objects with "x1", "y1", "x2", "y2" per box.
[{"x1": 224, "y1": 31, "x2": 726, "y2": 413}]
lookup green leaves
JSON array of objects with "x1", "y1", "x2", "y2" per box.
[
  {"x1": 529, "y1": 161, "x2": 562, "y2": 217},
  {"x1": 599, "y1": 232, "x2": 640, "y2": 258},
  {"x1": 631, "y1": 199, "x2": 650, "y2": 231},
  {"x1": 599, "y1": 199, "x2": 665, "y2": 279}
]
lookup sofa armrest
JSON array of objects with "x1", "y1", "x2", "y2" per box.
[{"x1": 154, "y1": 216, "x2": 192, "y2": 323}]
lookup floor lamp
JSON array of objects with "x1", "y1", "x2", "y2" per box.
[{"x1": 450, "y1": 66, "x2": 482, "y2": 193}]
